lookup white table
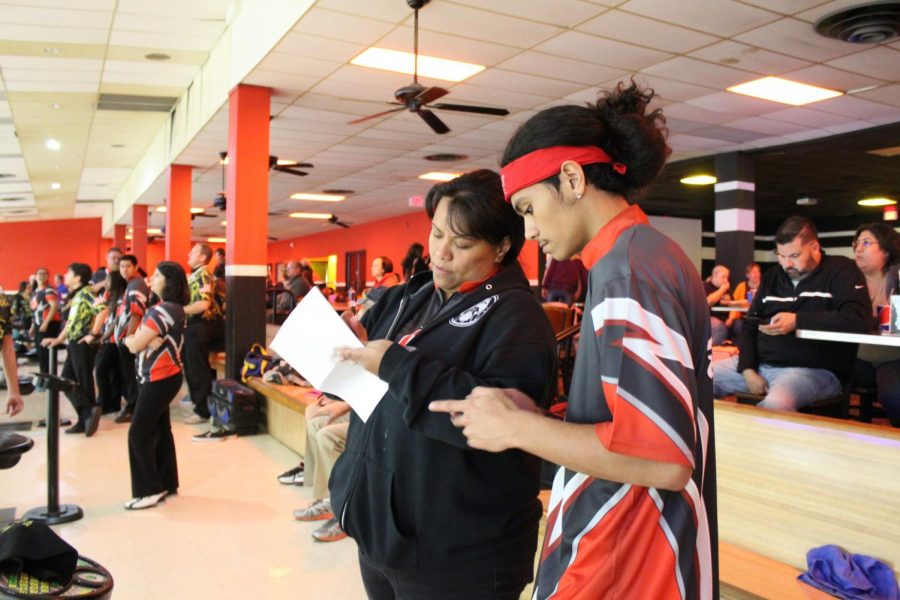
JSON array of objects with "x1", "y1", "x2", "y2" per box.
[{"x1": 795, "y1": 329, "x2": 900, "y2": 347}]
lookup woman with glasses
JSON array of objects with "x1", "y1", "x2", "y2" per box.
[{"x1": 852, "y1": 223, "x2": 900, "y2": 427}]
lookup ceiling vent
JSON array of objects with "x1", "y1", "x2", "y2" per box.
[
  {"x1": 97, "y1": 94, "x2": 177, "y2": 112},
  {"x1": 815, "y1": 1, "x2": 900, "y2": 43}
]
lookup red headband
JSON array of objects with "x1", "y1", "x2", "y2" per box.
[{"x1": 500, "y1": 145, "x2": 626, "y2": 202}]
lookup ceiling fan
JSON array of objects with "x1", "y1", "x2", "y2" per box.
[
  {"x1": 348, "y1": 0, "x2": 509, "y2": 134},
  {"x1": 212, "y1": 151, "x2": 315, "y2": 211}
]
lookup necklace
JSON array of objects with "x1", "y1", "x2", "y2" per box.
[{"x1": 868, "y1": 275, "x2": 887, "y2": 305}]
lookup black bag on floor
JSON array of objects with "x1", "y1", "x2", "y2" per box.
[{"x1": 209, "y1": 379, "x2": 260, "y2": 436}]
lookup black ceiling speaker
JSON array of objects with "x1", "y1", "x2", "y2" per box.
[
  {"x1": 815, "y1": 1, "x2": 900, "y2": 43},
  {"x1": 348, "y1": 0, "x2": 509, "y2": 134}
]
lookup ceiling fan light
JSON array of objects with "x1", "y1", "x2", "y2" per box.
[{"x1": 351, "y1": 47, "x2": 484, "y2": 82}]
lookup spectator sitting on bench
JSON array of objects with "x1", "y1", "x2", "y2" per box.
[
  {"x1": 713, "y1": 216, "x2": 873, "y2": 411},
  {"x1": 292, "y1": 394, "x2": 350, "y2": 542}
]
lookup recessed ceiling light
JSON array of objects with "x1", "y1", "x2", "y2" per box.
[
  {"x1": 147, "y1": 228, "x2": 163, "y2": 235},
  {"x1": 50, "y1": 103, "x2": 61, "y2": 109},
  {"x1": 220, "y1": 220, "x2": 227, "y2": 226},
  {"x1": 419, "y1": 171, "x2": 461, "y2": 182},
  {"x1": 207, "y1": 237, "x2": 227, "y2": 243},
  {"x1": 45, "y1": 139, "x2": 61, "y2": 151},
  {"x1": 289, "y1": 212, "x2": 332, "y2": 219},
  {"x1": 289, "y1": 193, "x2": 345, "y2": 202},
  {"x1": 726, "y1": 76, "x2": 842, "y2": 106},
  {"x1": 796, "y1": 197, "x2": 818, "y2": 206},
  {"x1": 43, "y1": 47, "x2": 60, "y2": 55},
  {"x1": 858, "y1": 197, "x2": 897, "y2": 207},
  {"x1": 424, "y1": 153, "x2": 468, "y2": 162},
  {"x1": 50, "y1": 182, "x2": 61, "y2": 190},
  {"x1": 351, "y1": 47, "x2": 484, "y2": 82},
  {"x1": 0, "y1": 197, "x2": 25, "y2": 202},
  {"x1": 156, "y1": 206, "x2": 167, "y2": 212},
  {"x1": 680, "y1": 175, "x2": 717, "y2": 185},
  {"x1": 144, "y1": 53, "x2": 171, "y2": 61}
]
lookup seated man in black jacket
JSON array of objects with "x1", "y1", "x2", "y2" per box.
[{"x1": 713, "y1": 216, "x2": 873, "y2": 411}]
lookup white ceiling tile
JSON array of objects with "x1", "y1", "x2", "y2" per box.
[
  {"x1": 497, "y1": 51, "x2": 628, "y2": 86},
  {"x1": 276, "y1": 32, "x2": 365, "y2": 64},
  {"x1": 724, "y1": 115, "x2": 813, "y2": 135},
  {"x1": 793, "y1": 0, "x2": 879, "y2": 22},
  {"x1": 619, "y1": 0, "x2": 779, "y2": 36},
  {"x1": 112, "y1": 12, "x2": 225, "y2": 37},
  {"x1": 763, "y1": 106, "x2": 856, "y2": 127},
  {"x1": 465, "y1": 70, "x2": 584, "y2": 97},
  {"x1": 13, "y1": 0, "x2": 115, "y2": 9},
  {"x1": 416, "y1": 3, "x2": 562, "y2": 48},
  {"x1": 314, "y1": 0, "x2": 416, "y2": 23},
  {"x1": 661, "y1": 102, "x2": 737, "y2": 124},
  {"x1": 241, "y1": 70, "x2": 321, "y2": 94},
  {"x1": 76, "y1": 186, "x2": 117, "y2": 201},
  {"x1": 448, "y1": 84, "x2": 551, "y2": 110},
  {"x1": 0, "y1": 24, "x2": 109, "y2": 44},
  {"x1": 104, "y1": 60, "x2": 199, "y2": 78},
  {"x1": 812, "y1": 95, "x2": 900, "y2": 120},
  {"x1": 734, "y1": 18, "x2": 864, "y2": 62},
  {"x1": 688, "y1": 41, "x2": 811, "y2": 75},
  {"x1": 737, "y1": 0, "x2": 827, "y2": 15},
  {"x1": 376, "y1": 27, "x2": 520, "y2": 66},
  {"x1": 857, "y1": 85, "x2": 900, "y2": 108},
  {"x1": 293, "y1": 8, "x2": 395, "y2": 45},
  {"x1": 0, "y1": 56, "x2": 103, "y2": 71},
  {"x1": 577, "y1": 9, "x2": 720, "y2": 53},
  {"x1": 630, "y1": 75, "x2": 718, "y2": 102},
  {"x1": 80, "y1": 167, "x2": 131, "y2": 184},
  {"x1": 257, "y1": 52, "x2": 341, "y2": 78},
  {"x1": 310, "y1": 78, "x2": 406, "y2": 104},
  {"x1": 289, "y1": 93, "x2": 387, "y2": 117},
  {"x1": 108, "y1": 30, "x2": 219, "y2": 52},
  {"x1": 114, "y1": 0, "x2": 230, "y2": 20},
  {"x1": 327, "y1": 64, "x2": 443, "y2": 91},
  {"x1": 4, "y1": 81, "x2": 99, "y2": 93},
  {"x1": 1, "y1": 69, "x2": 101, "y2": 84},
  {"x1": 449, "y1": 0, "x2": 606, "y2": 27},
  {"x1": 640, "y1": 57, "x2": 755, "y2": 88},
  {"x1": 826, "y1": 47, "x2": 900, "y2": 82},
  {"x1": 102, "y1": 71, "x2": 193, "y2": 88},
  {"x1": 686, "y1": 91, "x2": 784, "y2": 116},
  {"x1": 668, "y1": 133, "x2": 733, "y2": 150},
  {"x1": 536, "y1": 31, "x2": 673, "y2": 71},
  {"x1": 785, "y1": 64, "x2": 886, "y2": 94},
  {"x1": 0, "y1": 4, "x2": 113, "y2": 28}
]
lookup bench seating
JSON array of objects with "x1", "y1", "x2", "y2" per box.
[{"x1": 245, "y1": 378, "x2": 318, "y2": 455}]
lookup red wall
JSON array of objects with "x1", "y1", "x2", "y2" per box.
[
  {"x1": 267, "y1": 211, "x2": 540, "y2": 284},
  {"x1": 0, "y1": 218, "x2": 106, "y2": 290}
]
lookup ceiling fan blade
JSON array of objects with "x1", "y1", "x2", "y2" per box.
[
  {"x1": 348, "y1": 106, "x2": 405, "y2": 125},
  {"x1": 431, "y1": 103, "x2": 510, "y2": 116},
  {"x1": 272, "y1": 165, "x2": 309, "y2": 177},
  {"x1": 415, "y1": 86, "x2": 449, "y2": 105},
  {"x1": 194, "y1": 213, "x2": 216, "y2": 218},
  {"x1": 418, "y1": 109, "x2": 450, "y2": 134}
]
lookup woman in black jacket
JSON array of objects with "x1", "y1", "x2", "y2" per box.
[{"x1": 333, "y1": 169, "x2": 557, "y2": 599}]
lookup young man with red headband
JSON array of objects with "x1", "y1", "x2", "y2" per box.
[{"x1": 432, "y1": 82, "x2": 717, "y2": 599}]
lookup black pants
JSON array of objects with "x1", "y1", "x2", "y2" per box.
[
  {"x1": 95, "y1": 342, "x2": 123, "y2": 413},
  {"x1": 183, "y1": 319, "x2": 222, "y2": 418},
  {"x1": 35, "y1": 321, "x2": 61, "y2": 376},
  {"x1": 117, "y1": 343, "x2": 138, "y2": 414},
  {"x1": 358, "y1": 552, "x2": 527, "y2": 600},
  {"x1": 128, "y1": 373, "x2": 181, "y2": 498},
  {"x1": 60, "y1": 342, "x2": 98, "y2": 424}
]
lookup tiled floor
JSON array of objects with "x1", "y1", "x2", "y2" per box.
[{"x1": 0, "y1": 387, "x2": 365, "y2": 599}]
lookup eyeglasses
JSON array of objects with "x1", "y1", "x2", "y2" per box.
[{"x1": 851, "y1": 238, "x2": 879, "y2": 250}]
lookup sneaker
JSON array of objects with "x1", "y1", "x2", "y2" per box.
[
  {"x1": 293, "y1": 498, "x2": 332, "y2": 522},
  {"x1": 114, "y1": 410, "x2": 133, "y2": 424},
  {"x1": 277, "y1": 464, "x2": 305, "y2": 485},
  {"x1": 179, "y1": 395, "x2": 193, "y2": 406},
  {"x1": 311, "y1": 518, "x2": 347, "y2": 542},
  {"x1": 65, "y1": 422, "x2": 86, "y2": 434},
  {"x1": 192, "y1": 429, "x2": 229, "y2": 443},
  {"x1": 124, "y1": 491, "x2": 166, "y2": 510},
  {"x1": 85, "y1": 406, "x2": 102, "y2": 437},
  {"x1": 183, "y1": 413, "x2": 207, "y2": 425}
]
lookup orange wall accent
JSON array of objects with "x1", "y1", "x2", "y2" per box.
[
  {"x1": 132, "y1": 204, "x2": 148, "y2": 268},
  {"x1": 165, "y1": 164, "x2": 193, "y2": 270},
  {"x1": 267, "y1": 211, "x2": 540, "y2": 284},
  {"x1": 0, "y1": 218, "x2": 105, "y2": 290}
]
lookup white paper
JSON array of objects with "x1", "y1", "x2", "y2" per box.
[{"x1": 269, "y1": 287, "x2": 388, "y2": 422}]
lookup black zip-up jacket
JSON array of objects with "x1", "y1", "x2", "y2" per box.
[
  {"x1": 330, "y1": 262, "x2": 557, "y2": 578},
  {"x1": 738, "y1": 254, "x2": 873, "y2": 380}
]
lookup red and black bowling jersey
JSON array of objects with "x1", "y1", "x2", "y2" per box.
[
  {"x1": 115, "y1": 276, "x2": 148, "y2": 344},
  {"x1": 31, "y1": 286, "x2": 60, "y2": 324},
  {"x1": 136, "y1": 302, "x2": 185, "y2": 383},
  {"x1": 534, "y1": 206, "x2": 717, "y2": 600}
]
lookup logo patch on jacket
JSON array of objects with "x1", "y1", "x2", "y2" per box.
[{"x1": 450, "y1": 295, "x2": 498, "y2": 327}]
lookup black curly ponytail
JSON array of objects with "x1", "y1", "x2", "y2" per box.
[{"x1": 500, "y1": 80, "x2": 670, "y2": 199}]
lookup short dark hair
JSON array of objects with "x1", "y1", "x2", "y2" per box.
[
  {"x1": 501, "y1": 80, "x2": 670, "y2": 200},
  {"x1": 67, "y1": 263, "x2": 93, "y2": 288},
  {"x1": 425, "y1": 169, "x2": 524, "y2": 266},
  {"x1": 108, "y1": 246, "x2": 122, "y2": 254},
  {"x1": 215, "y1": 248, "x2": 225, "y2": 257},
  {"x1": 378, "y1": 256, "x2": 394, "y2": 273},
  {"x1": 155, "y1": 261, "x2": 190, "y2": 305},
  {"x1": 196, "y1": 243, "x2": 213, "y2": 263},
  {"x1": 120, "y1": 254, "x2": 138, "y2": 267},
  {"x1": 855, "y1": 223, "x2": 900, "y2": 273},
  {"x1": 775, "y1": 216, "x2": 818, "y2": 245}
]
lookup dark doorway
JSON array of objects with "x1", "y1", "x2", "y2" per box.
[{"x1": 345, "y1": 250, "x2": 366, "y2": 295}]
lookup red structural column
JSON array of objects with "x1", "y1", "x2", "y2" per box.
[
  {"x1": 166, "y1": 164, "x2": 193, "y2": 269},
  {"x1": 131, "y1": 204, "x2": 148, "y2": 270},
  {"x1": 224, "y1": 84, "x2": 270, "y2": 379},
  {"x1": 113, "y1": 224, "x2": 126, "y2": 250}
]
